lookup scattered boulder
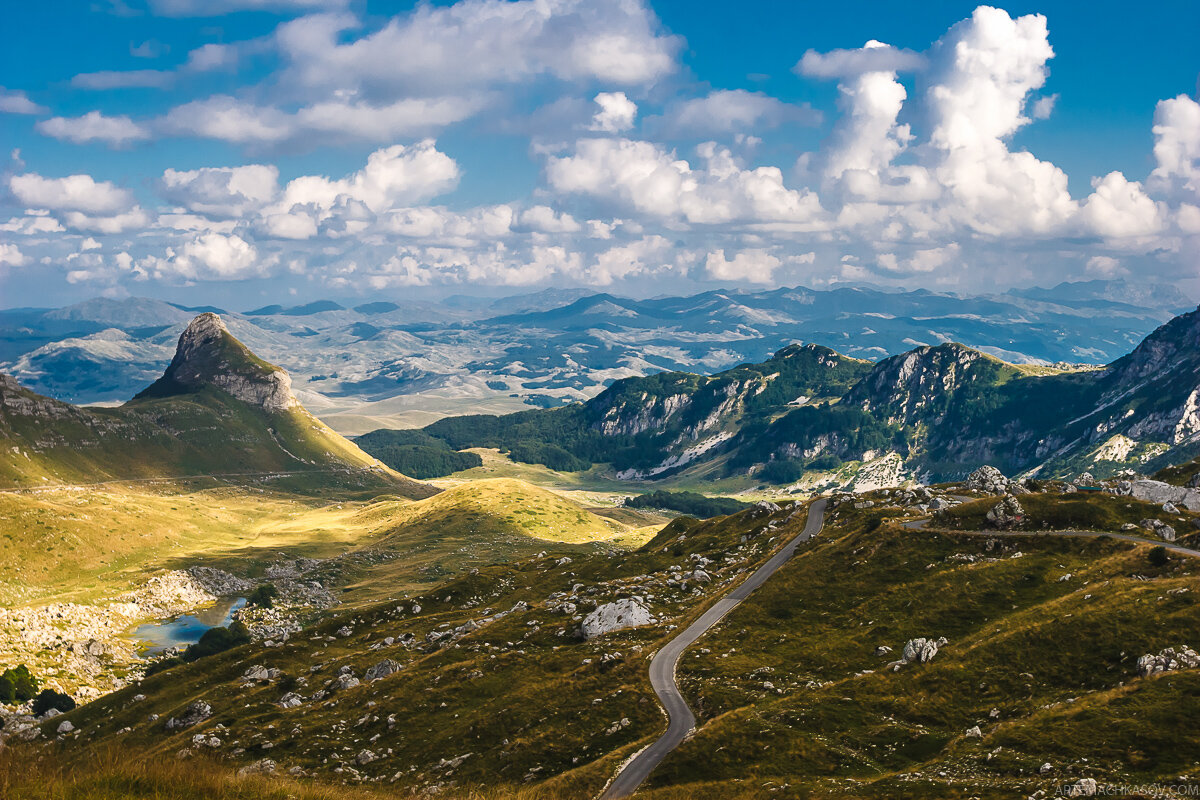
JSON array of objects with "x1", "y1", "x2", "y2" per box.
[
  {"x1": 1140, "y1": 519, "x2": 1177, "y2": 542},
  {"x1": 964, "y1": 725, "x2": 982, "y2": 738},
  {"x1": 237, "y1": 759, "x2": 277, "y2": 777},
  {"x1": 335, "y1": 626, "x2": 352, "y2": 638},
  {"x1": 364, "y1": 659, "x2": 401, "y2": 682},
  {"x1": 1137, "y1": 645, "x2": 1200, "y2": 677},
  {"x1": 966, "y1": 466, "x2": 1012, "y2": 495},
  {"x1": 985, "y1": 495, "x2": 1024, "y2": 530},
  {"x1": 278, "y1": 692, "x2": 303, "y2": 709},
  {"x1": 1163, "y1": 502, "x2": 1180, "y2": 514},
  {"x1": 165, "y1": 701, "x2": 212, "y2": 731},
  {"x1": 356, "y1": 749, "x2": 378, "y2": 765},
  {"x1": 582, "y1": 598, "x2": 653, "y2": 639},
  {"x1": 1074, "y1": 472, "x2": 1095, "y2": 486},
  {"x1": 1066, "y1": 778, "x2": 1098, "y2": 797},
  {"x1": 240, "y1": 665, "x2": 280, "y2": 684},
  {"x1": 334, "y1": 672, "x2": 360, "y2": 692},
  {"x1": 56, "y1": 720, "x2": 74, "y2": 734},
  {"x1": 1187, "y1": 472, "x2": 1200, "y2": 489},
  {"x1": 891, "y1": 636, "x2": 948, "y2": 669}
]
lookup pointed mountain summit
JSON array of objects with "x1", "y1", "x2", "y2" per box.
[{"x1": 135, "y1": 313, "x2": 299, "y2": 412}]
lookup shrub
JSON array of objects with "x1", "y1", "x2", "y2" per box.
[
  {"x1": 1149, "y1": 545, "x2": 1170, "y2": 567},
  {"x1": 31, "y1": 689, "x2": 74, "y2": 716},
  {"x1": 247, "y1": 584, "x2": 278, "y2": 609},
  {"x1": 760, "y1": 460, "x2": 805, "y2": 484}
]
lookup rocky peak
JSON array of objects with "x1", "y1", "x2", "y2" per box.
[
  {"x1": 846, "y1": 342, "x2": 994, "y2": 423},
  {"x1": 1105, "y1": 305, "x2": 1200, "y2": 385},
  {"x1": 136, "y1": 313, "x2": 300, "y2": 413}
]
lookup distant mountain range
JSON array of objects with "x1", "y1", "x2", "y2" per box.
[
  {"x1": 391, "y1": 301, "x2": 1200, "y2": 486},
  {"x1": 0, "y1": 280, "x2": 1192, "y2": 434}
]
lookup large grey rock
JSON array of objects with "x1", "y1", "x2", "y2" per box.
[
  {"x1": 985, "y1": 495, "x2": 1024, "y2": 530},
  {"x1": 1187, "y1": 472, "x2": 1200, "y2": 489},
  {"x1": 965, "y1": 466, "x2": 1012, "y2": 495},
  {"x1": 1139, "y1": 518, "x2": 1177, "y2": 542},
  {"x1": 1128, "y1": 480, "x2": 1200, "y2": 512},
  {"x1": 1066, "y1": 778, "x2": 1098, "y2": 796},
  {"x1": 582, "y1": 598, "x2": 653, "y2": 639},
  {"x1": 902, "y1": 637, "x2": 943, "y2": 664},
  {"x1": 364, "y1": 659, "x2": 401, "y2": 682},
  {"x1": 160, "y1": 314, "x2": 300, "y2": 413}
]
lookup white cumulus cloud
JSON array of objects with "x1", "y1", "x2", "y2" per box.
[
  {"x1": 36, "y1": 112, "x2": 152, "y2": 147},
  {"x1": 589, "y1": 92, "x2": 637, "y2": 133}
]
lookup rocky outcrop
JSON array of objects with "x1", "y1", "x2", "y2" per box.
[
  {"x1": 890, "y1": 636, "x2": 947, "y2": 670},
  {"x1": 966, "y1": 466, "x2": 1014, "y2": 495},
  {"x1": 985, "y1": 495, "x2": 1025, "y2": 530},
  {"x1": 1139, "y1": 518, "x2": 1177, "y2": 542},
  {"x1": 1124, "y1": 479, "x2": 1200, "y2": 512},
  {"x1": 139, "y1": 313, "x2": 300, "y2": 413},
  {"x1": 1137, "y1": 645, "x2": 1200, "y2": 676},
  {"x1": 581, "y1": 598, "x2": 653, "y2": 639},
  {"x1": 364, "y1": 659, "x2": 402, "y2": 682}
]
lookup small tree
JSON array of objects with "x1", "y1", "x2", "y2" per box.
[
  {"x1": 1149, "y1": 545, "x2": 1170, "y2": 567},
  {"x1": 0, "y1": 665, "x2": 39, "y2": 704},
  {"x1": 247, "y1": 583, "x2": 279, "y2": 609}
]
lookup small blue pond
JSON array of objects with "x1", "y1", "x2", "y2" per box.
[{"x1": 132, "y1": 597, "x2": 247, "y2": 657}]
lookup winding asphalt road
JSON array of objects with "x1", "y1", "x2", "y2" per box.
[{"x1": 598, "y1": 498, "x2": 828, "y2": 799}]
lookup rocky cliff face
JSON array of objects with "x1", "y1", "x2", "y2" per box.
[
  {"x1": 139, "y1": 313, "x2": 300, "y2": 413},
  {"x1": 845, "y1": 343, "x2": 1006, "y2": 427}
]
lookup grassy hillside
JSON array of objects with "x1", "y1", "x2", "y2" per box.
[
  {"x1": 652, "y1": 503, "x2": 1200, "y2": 798},
  {"x1": 15, "y1": 489, "x2": 1200, "y2": 799}
]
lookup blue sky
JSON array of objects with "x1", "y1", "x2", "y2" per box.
[{"x1": 1, "y1": 0, "x2": 1198, "y2": 309}]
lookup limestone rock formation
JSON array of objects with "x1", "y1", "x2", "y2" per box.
[
  {"x1": 986, "y1": 495, "x2": 1025, "y2": 530},
  {"x1": 1137, "y1": 645, "x2": 1200, "y2": 677},
  {"x1": 138, "y1": 313, "x2": 300, "y2": 413},
  {"x1": 1124, "y1": 479, "x2": 1200, "y2": 512},
  {"x1": 966, "y1": 466, "x2": 1013, "y2": 495},
  {"x1": 1140, "y1": 519, "x2": 1177, "y2": 542},
  {"x1": 364, "y1": 659, "x2": 401, "y2": 682}
]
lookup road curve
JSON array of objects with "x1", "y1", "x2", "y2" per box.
[{"x1": 599, "y1": 498, "x2": 828, "y2": 800}]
